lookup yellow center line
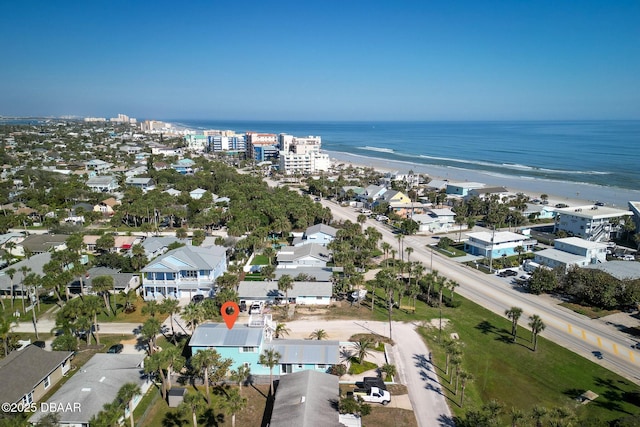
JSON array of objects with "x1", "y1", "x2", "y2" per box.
[
  {"x1": 568, "y1": 324, "x2": 573, "y2": 334},
  {"x1": 630, "y1": 351, "x2": 636, "y2": 363},
  {"x1": 613, "y1": 344, "x2": 619, "y2": 355},
  {"x1": 597, "y1": 337, "x2": 602, "y2": 348},
  {"x1": 581, "y1": 330, "x2": 587, "y2": 340}
]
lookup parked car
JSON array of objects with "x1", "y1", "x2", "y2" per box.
[
  {"x1": 191, "y1": 294, "x2": 204, "y2": 304},
  {"x1": 107, "y1": 344, "x2": 124, "y2": 354},
  {"x1": 250, "y1": 303, "x2": 262, "y2": 314}
]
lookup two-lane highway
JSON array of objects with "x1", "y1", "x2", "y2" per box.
[{"x1": 320, "y1": 198, "x2": 640, "y2": 384}]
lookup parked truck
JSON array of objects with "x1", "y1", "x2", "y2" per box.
[
  {"x1": 350, "y1": 387, "x2": 391, "y2": 405},
  {"x1": 356, "y1": 376, "x2": 387, "y2": 391}
]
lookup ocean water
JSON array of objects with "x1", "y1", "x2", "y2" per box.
[{"x1": 174, "y1": 120, "x2": 640, "y2": 191}]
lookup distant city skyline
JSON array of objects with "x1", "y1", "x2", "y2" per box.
[{"x1": 1, "y1": 1, "x2": 639, "y2": 121}]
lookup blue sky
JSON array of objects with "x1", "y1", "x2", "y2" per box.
[{"x1": 1, "y1": 1, "x2": 639, "y2": 120}]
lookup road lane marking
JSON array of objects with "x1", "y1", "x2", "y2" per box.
[
  {"x1": 630, "y1": 351, "x2": 635, "y2": 363},
  {"x1": 581, "y1": 330, "x2": 586, "y2": 340},
  {"x1": 568, "y1": 324, "x2": 573, "y2": 334},
  {"x1": 597, "y1": 337, "x2": 602, "y2": 348},
  {"x1": 613, "y1": 344, "x2": 619, "y2": 355}
]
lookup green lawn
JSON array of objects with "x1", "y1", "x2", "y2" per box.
[
  {"x1": 364, "y1": 284, "x2": 640, "y2": 424},
  {"x1": 251, "y1": 254, "x2": 269, "y2": 265}
]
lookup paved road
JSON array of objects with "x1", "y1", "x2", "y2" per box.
[
  {"x1": 285, "y1": 319, "x2": 454, "y2": 427},
  {"x1": 319, "y1": 198, "x2": 640, "y2": 385}
]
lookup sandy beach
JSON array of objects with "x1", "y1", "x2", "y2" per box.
[{"x1": 326, "y1": 150, "x2": 640, "y2": 208}]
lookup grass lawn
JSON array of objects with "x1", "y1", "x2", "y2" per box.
[
  {"x1": 95, "y1": 296, "x2": 152, "y2": 323},
  {"x1": 560, "y1": 302, "x2": 619, "y2": 319},
  {"x1": 361, "y1": 284, "x2": 640, "y2": 424},
  {"x1": 251, "y1": 254, "x2": 269, "y2": 265}
]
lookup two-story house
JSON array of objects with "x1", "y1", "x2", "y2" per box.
[
  {"x1": 141, "y1": 245, "x2": 226, "y2": 299},
  {"x1": 553, "y1": 205, "x2": 633, "y2": 242},
  {"x1": 292, "y1": 224, "x2": 337, "y2": 247},
  {"x1": 534, "y1": 237, "x2": 608, "y2": 271},
  {"x1": 464, "y1": 231, "x2": 536, "y2": 258}
]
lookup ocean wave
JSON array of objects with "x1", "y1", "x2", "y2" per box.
[
  {"x1": 359, "y1": 146, "x2": 395, "y2": 154},
  {"x1": 415, "y1": 155, "x2": 610, "y2": 176}
]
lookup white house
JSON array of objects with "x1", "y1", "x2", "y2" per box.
[
  {"x1": 238, "y1": 281, "x2": 333, "y2": 306},
  {"x1": 446, "y1": 182, "x2": 485, "y2": 197},
  {"x1": 277, "y1": 244, "x2": 332, "y2": 269},
  {"x1": 141, "y1": 245, "x2": 227, "y2": 299},
  {"x1": 464, "y1": 231, "x2": 536, "y2": 258},
  {"x1": 292, "y1": 224, "x2": 338, "y2": 247},
  {"x1": 412, "y1": 208, "x2": 457, "y2": 233},
  {"x1": 189, "y1": 188, "x2": 208, "y2": 200},
  {"x1": 86, "y1": 175, "x2": 118, "y2": 193},
  {"x1": 534, "y1": 237, "x2": 608, "y2": 271}
]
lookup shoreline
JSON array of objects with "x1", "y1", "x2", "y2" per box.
[{"x1": 326, "y1": 150, "x2": 640, "y2": 208}]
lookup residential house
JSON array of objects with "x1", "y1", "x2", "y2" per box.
[
  {"x1": 189, "y1": 323, "x2": 339, "y2": 376},
  {"x1": 0, "y1": 253, "x2": 52, "y2": 299},
  {"x1": 0, "y1": 345, "x2": 73, "y2": 406},
  {"x1": 446, "y1": 182, "x2": 485, "y2": 197},
  {"x1": 464, "y1": 231, "x2": 536, "y2": 258},
  {"x1": 270, "y1": 370, "x2": 352, "y2": 427},
  {"x1": 93, "y1": 197, "x2": 120, "y2": 216},
  {"x1": 292, "y1": 224, "x2": 338, "y2": 247},
  {"x1": 378, "y1": 190, "x2": 410, "y2": 205},
  {"x1": 339, "y1": 186, "x2": 365, "y2": 199},
  {"x1": 171, "y1": 158, "x2": 196, "y2": 175},
  {"x1": 388, "y1": 201, "x2": 426, "y2": 219},
  {"x1": 534, "y1": 237, "x2": 608, "y2": 271},
  {"x1": 86, "y1": 175, "x2": 118, "y2": 192},
  {"x1": 29, "y1": 354, "x2": 150, "y2": 427},
  {"x1": 554, "y1": 205, "x2": 634, "y2": 242},
  {"x1": 0, "y1": 232, "x2": 26, "y2": 253},
  {"x1": 412, "y1": 208, "x2": 457, "y2": 233},
  {"x1": 358, "y1": 185, "x2": 387, "y2": 203},
  {"x1": 277, "y1": 244, "x2": 332, "y2": 269},
  {"x1": 125, "y1": 177, "x2": 155, "y2": 191},
  {"x1": 141, "y1": 245, "x2": 227, "y2": 299},
  {"x1": 466, "y1": 186, "x2": 512, "y2": 201},
  {"x1": 189, "y1": 188, "x2": 208, "y2": 200},
  {"x1": 69, "y1": 266, "x2": 140, "y2": 294},
  {"x1": 138, "y1": 236, "x2": 185, "y2": 259},
  {"x1": 19, "y1": 234, "x2": 68, "y2": 255},
  {"x1": 82, "y1": 235, "x2": 141, "y2": 253},
  {"x1": 522, "y1": 203, "x2": 556, "y2": 221},
  {"x1": 238, "y1": 280, "x2": 333, "y2": 306},
  {"x1": 84, "y1": 159, "x2": 112, "y2": 174}
]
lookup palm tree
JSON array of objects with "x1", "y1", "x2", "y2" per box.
[
  {"x1": 162, "y1": 344, "x2": 186, "y2": 391},
  {"x1": 191, "y1": 349, "x2": 217, "y2": 404},
  {"x1": 404, "y1": 246, "x2": 414, "y2": 264},
  {"x1": 274, "y1": 323, "x2": 290, "y2": 339},
  {"x1": 379, "y1": 363, "x2": 396, "y2": 381},
  {"x1": 381, "y1": 242, "x2": 392, "y2": 267},
  {"x1": 142, "y1": 300, "x2": 161, "y2": 317},
  {"x1": 140, "y1": 317, "x2": 162, "y2": 355},
  {"x1": 229, "y1": 365, "x2": 251, "y2": 397},
  {"x1": 160, "y1": 298, "x2": 181, "y2": 341},
  {"x1": 277, "y1": 274, "x2": 294, "y2": 307},
  {"x1": 459, "y1": 370, "x2": 473, "y2": 407},
  {"x1": 182, "y1": 303, "x2": 205, "y2": 334},
  {"x1": 178, "y1": 392, "x2": 207, "y2": 427},
  {"x1": 528, "y1": 314, "x2": 546, "y2": 351},
  {"x1": 259, "y1": 348, "x2": 281, "y2": 397},
  {"x1": 19, "y1": 265, "x2": 31, "y2": 313},
  {"x1": 509, "y1": 407, "x2": 525, "y2": 427},
  {"x1": 531, "y1": 406, "x2": 548, "y2": 427},
  {"x1": 5, "y1": 268, "x2": 16, "y2": 309},
  {"x1": 505, "y1": 306, "x2": 523, "y2": 343},
  {"x1": 514, "y1": 245, "x2": 524, "y2": 264},
  {"x1": 354, "y1": 338, "x2": 373, "y2": 364},
  {"x1": 226, "y1": 388, "x2": 247, "y2": 427},
  {"x1": 116, "y1": 382, "x2": 141, "y2": 427},
  {"x1": 83, "y1": 295, "x2": 103, "y2": 345},
  {"x1": 0, "y1": 315, "x2": 16, "y2": 356},
  {"x1": 92, "y1": 275, "x2": 115, "y2": 315},
  {"x1": 309, "y1": 329, "x2": 328, "y2": 340}
]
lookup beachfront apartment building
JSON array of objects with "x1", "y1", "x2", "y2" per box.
[
  {"x1": 553, "y1": 205, "x2": 633, "y2": 242},
  {"x1": 141, "y1": 245, "x2": 227, "y2": 299},
  {"x1": 279, "y1": 134, "x2": 322, "y2": 153},
  {"x1": 207, "y1": 134, "x2": 246, "y2": 153},
  {"x1": 278, "y1": 151, "x2": 330, "y2": 175},
  {"x1": 183, "y1": 134, "x2": 208, "y2": 152},
  {"x1": 534, "y1": 237, "x2": 607, "y2": 271},
  {"x1": 464, "y1": 231, "x2": 536, "y2": 258},
  {"x1": 247, "y1": 132, "x2": 278, "y2": 160}
]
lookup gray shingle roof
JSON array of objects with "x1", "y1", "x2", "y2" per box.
[
  {"x1": 189, "y1": 324, "x2": 264, "y2": 348},
  {"x1": 265, "y1": 339, "x2": 339, "y2": 365},
  {"x1": 305, "y1": 224, "x2": 338, "y2": 238},
  {"x1": 270, "y1": 370, "x2": 341, "y2": 427},
  {"x1": 29, "y1": 353, "x2": 146, "y2": 425},
  {"x1": 584, "y1": 261, "x2": 640, "y2": 280},
  {"x1": 0, "y1": 345, "x2": 74, "y2": 404},
  {"x1": 277, "y1": 244, "x2": 331, "y2": 263},
  {"x1": 141, "y1": 245, "x2": 226, "y2": 273},
  {"x1": 238, "y1": 281, "x2": 333, "y2": 299},
  {"x1": 0, "y1": 252, "x2": 52, "y2": 291}
]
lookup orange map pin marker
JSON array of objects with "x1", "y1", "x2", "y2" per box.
[{"x1": 221, "y1": 301, "x2": 239, "y2": 330}]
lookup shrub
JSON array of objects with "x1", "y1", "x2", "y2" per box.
[{"x1": 329, "y1": 364, "x2": 347, "y2": 377}]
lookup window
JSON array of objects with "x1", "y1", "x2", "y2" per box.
[
  {"x1": 183, "y1": 270, "x2": 197, "y2": 278},
  {"x1": 44, "y1": 376, "x2": 51, "y2": 389},
  {"x1": 317, "y1": 364, "x2": 326, "y2": 369},
  {"x1": 240, "y1": 347, "x2": 256, "y2": 353},
  {"x1": 23, "y1": 392, "x2": 33, "y2": 405}
]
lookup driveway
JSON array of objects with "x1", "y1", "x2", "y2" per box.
[{"x1": 285, "y1": 319, "x2": 454, "y2": 427}]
